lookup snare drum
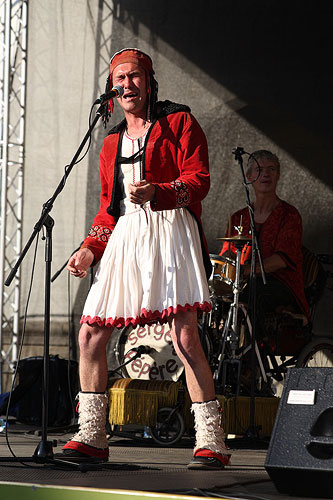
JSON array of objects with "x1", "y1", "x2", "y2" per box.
[
  {"x1": 209, "y1": 254, "x2": 236, "y2": 296},
  {"x1": 115, "y1": 322, "x2": 184, "y2": 381}
]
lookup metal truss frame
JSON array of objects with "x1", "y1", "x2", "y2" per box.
[{"x1": 0, "y1": 0, "x2": 27, "y2": 392}]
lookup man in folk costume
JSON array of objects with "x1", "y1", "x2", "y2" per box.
[{"x1": 62, "y1": 48, "x2": 231, "y2": 470}]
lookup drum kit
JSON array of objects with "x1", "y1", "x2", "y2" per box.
[
  {"x1": 113, "y1": 232, "x2": 269, "y2": 398},
  {"x1": 109, "y1": 232, "x2": 274, "y2": 445}
]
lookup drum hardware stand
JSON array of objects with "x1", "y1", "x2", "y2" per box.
[
  {"x1": 214, "y1": 238, "x2": 244, "y2": 390},
  {"x1": 0, "y1": 98, "x2": 122, "y2": 471},
  {"x1": 214, "y1": 234, "x2": 267, "y2": 396}
]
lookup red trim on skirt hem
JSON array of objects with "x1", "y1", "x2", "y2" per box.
[{"x1": 80, "y1": 301, "x2": 212, "y2": 329}]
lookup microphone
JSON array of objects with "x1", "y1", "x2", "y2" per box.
[
  {"x1": 131, "y1": 345, "x2": 157, "y2": 356},
  {"x1": 94, "y1": 85, "x2": 124, "y2": 105},
  {"x1": 232, "y1": 146, "x2": 245, "y2": 157}
]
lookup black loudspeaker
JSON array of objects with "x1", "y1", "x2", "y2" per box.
[
  {"x1": 265, "y1": 367, "x2": 333, "y2": 498},
  {"x1": 15, "y1": 355, "x2": 79, "y2": 427}
]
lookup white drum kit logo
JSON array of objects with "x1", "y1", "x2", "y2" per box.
[{"x1": 116, "y1": 322, "x2": 184, "y2": 381}]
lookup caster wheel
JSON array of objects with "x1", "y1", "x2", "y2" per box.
[{"x1": 150, "y1": 407, "x2": 185, "y2": 446}]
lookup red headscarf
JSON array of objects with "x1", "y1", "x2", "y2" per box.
[{"x1": 108, "y1": 48, "x2": 154, "y2": 113}]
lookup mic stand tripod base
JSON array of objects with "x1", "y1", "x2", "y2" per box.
[
  {"x1": 0, "y1": 445, "x2": 89, "y2": 471},
  {"x1": 33, "y1": 439, "x2": 56, "y2": 461}
]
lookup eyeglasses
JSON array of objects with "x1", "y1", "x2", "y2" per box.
[{"x1": 253, "y1": 166, "x2": 278, "y2": 174}]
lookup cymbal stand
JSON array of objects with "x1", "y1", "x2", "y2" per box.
[
  {"x1": 214, "y1": 236, "x2": 265, "y2": 394},
  {"x1": 213, "y1": 239, "x2": 242, "y2": 393}
]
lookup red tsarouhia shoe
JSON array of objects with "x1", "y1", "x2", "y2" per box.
[
  {"x1": 61, "y1": 392, "x2": 109, "y2": 462},
  {"x1": 62, "y1": 440, "x2": 109, "y2": 462},
  {"x1": 188, "y1": 399, "x2": 231, "y2": 470},
  {"x1": 188, "y1": 448, "x2": 231, "y2": 470}
]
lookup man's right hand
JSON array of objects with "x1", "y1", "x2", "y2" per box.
[{"x1": 67, "y1": 248, "x2": 94, "y2": 279}]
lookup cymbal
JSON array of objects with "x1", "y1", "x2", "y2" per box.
[{"x1": 217, "y1": 235, "x2": 252, "y2": 242}]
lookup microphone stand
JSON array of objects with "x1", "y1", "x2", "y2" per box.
[
  {"x1": 0, "y1": 101, "x2": 108, "y2": 471},
  {"x1": 232, "y1": 147, "x2": 266, "y2": 443}
]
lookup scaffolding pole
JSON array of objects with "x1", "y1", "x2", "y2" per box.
[{"x1": 0, "y1": 0, "x2": 27, "y2": 392}]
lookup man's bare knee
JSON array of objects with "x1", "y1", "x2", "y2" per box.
[
  {"x1": 79, "y1": 323, "x2": 113, "y2": 352},
  {"x1": 170, "y1": 312, "x2": 204, "y2": 365}
]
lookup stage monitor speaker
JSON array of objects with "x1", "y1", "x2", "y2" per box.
[
  {"x1": 265, "y1": 367, "x2": 333, "y2": 498},
  {"x1": 15, "y1": 355, "x2": 79, "y2": 427}
]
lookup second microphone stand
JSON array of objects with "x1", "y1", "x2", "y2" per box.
[{"x1": 232, "y1": 147, "x2": 266, "y2": 442}]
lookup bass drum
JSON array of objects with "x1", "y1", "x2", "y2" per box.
[
  {"x1": 115, "y1": 321, "x2": 212, "y2": 382},
  {"x1": 115, "y1": 322, "x2": 184, "y2": 381}
]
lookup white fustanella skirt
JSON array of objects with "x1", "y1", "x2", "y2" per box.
[{"x1": 81, "y1": 204, "x2": 211, "y2": 328}]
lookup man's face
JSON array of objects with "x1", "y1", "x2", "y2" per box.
[
  {"x1": 112, "y1": 62, "x2": 147, "y2": 117},
  {"x1": 247, "y1": 157, "x2": 280, "y2": 195}
]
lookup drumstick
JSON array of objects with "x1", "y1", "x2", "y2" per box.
[
  {"x1": 228, "y1": 214, "x2": 232, "y2": 237},
  {"x1": 228, "y1": 214, "x2": 232, "y2": 253}
]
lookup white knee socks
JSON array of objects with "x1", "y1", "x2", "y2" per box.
[
  {"x1": 71, "y1": 392, "x2": 109, "y2": 450},
  {"x1": 191, "y1": 399, "x2": 229, "y2": 455}
]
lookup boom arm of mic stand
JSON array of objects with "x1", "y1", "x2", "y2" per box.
[{"x1": 51, "y1": 242, "x2": 83, "y2": 282}]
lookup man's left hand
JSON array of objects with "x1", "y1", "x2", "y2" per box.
[{"x1": 128, "y1": 180, "x2": 155, "y2": 205}]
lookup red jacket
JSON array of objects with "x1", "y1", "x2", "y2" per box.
[
  {"x1": 220, "y1": 201, "x2": 310, "y2": 318},
  {"x1": 82, "y1": 100, "x2": 212, "y2": 277}
]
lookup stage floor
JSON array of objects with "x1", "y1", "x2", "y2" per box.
[{"x1": 0, "y1": 422, "x2": 323, "y2": 500}]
